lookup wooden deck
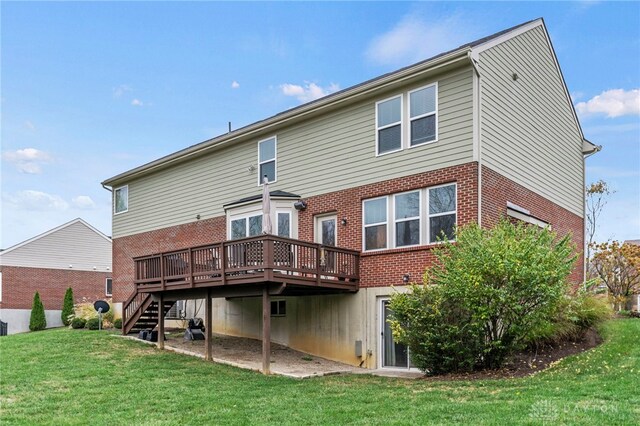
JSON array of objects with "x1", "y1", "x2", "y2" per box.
[{"x1": 132, "y1": 234, "x2": 360, "y2": 294}]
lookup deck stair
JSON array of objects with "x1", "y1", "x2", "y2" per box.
[{"x1": 123, "y1": 291, "x2": 175, "y2": 335}]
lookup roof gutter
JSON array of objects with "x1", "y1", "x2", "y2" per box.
[{"x1": 102, "y1": 48, "x2": 472, "y2": 187}]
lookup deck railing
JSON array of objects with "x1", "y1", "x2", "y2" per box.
[{"x1": 133, "y1": 235, "x2": 360, "y2": 291}]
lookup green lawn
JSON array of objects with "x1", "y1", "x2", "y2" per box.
[{"x1": 1, "y1": 320, "x2": 638, "y2": 425}]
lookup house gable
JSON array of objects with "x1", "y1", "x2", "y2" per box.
[
  {"x1": 0, "y1": 219, "x2": 112, "y2": 272},
  {"x1": 474, "y1": 20, "x2": 585, "y2": 216}
]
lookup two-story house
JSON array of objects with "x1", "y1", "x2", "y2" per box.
[{"x1": 102, "y1": 18, "x2": 599, "y2": 372}]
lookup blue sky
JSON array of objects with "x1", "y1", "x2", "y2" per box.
[{"x1": 2, "y1": 1, "x2": 639, "y2": 248}]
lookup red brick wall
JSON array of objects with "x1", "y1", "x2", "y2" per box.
[
  {"x1": 481, "y1": 165, "x2": 584, "y2": 283},
  {"x1": 0, "y1": 266, "x2": 111, "y2": 310},
  {"x1": 112, "y1": 217, "x2": 226, "y2": 302},
  {"x1": 297, "y1": 162, "x2": 479, "y2": 287}
]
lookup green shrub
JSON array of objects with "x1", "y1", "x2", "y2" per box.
[
  {"x1": 86, "y1": 317, "x2": 101, "y2": 330},
  {"x1": 389, "y1": 219, "x2": 575, "y2": 374},
  {"x1": 113, "y1": 318, "x2": 122, "y2": 329},
  {"x1": 526, "y1": 292, "x2": 611, "y2": 346},
  {"x1": 61, "y1": 287, "x2": 75, "y2": 326},
  {"x1": 71, "y1": 317, "x2": 87, "y2": 329},
  {"x1": 103, "y1": 307, "x2": 115, "y2": 325},
  {"x1": 29, "y1": 291, "x2": 47, "y2": 331}
]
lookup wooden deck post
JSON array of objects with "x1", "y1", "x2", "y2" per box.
[
  {"x1": 262, "y1": 286, "x2": 271, "y2": 375},
  {"x1": 205, "y1": 288, "x2": 213, "y2": 361},
  {"x1": 157, "y1": 293, "x2": 165, "y2": 350}
]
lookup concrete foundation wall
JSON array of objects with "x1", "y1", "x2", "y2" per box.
[
  {"x1": 209, "y1": 286, "x2": 406, "y2": 368},
  {"x1": 0, "y1": 309, "x2": 64, "y2": 334}
]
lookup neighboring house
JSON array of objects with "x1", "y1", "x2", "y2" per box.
[
  {"x1": 102, "y1": 18, "x2": 598, "y2": 371},
  {"x1": 0, "y1": 218, "x2": 112, "y2": 334}
]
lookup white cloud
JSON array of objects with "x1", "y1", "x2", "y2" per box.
[
  {"x1": 280, "y1": 82, "x2": 340, "y2": 103},
  {"x1": 72, "y1": 195, "x2": 97, "y2": 210},
  {"x1": 2, "y1": 148, "x2": 52, "y2": 174},
  {"x1": 575, "y1": 89, "x2": 640, "y2": 118},
  {"x1": 231, "y1": 81, "x2": 240, "y2": 89},
  {"x1": 3, "y1": 190, "x2": 69, "y2": 211},
  {"x1": 113, "y1": 84, "x2": 132, "y2": 98},
  {"x1": 365, "y1": 13, "x2": 478, "y2": 67},
  {"x1": 131, "y1": 98, "x2": 144, "y2": 106}
]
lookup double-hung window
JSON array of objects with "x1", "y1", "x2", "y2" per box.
[
  {"x1": 376, "y1": 96, "x2": 402, "y2": 155},
  {"x1": 376, "y1": 83, "x2": 438, "y2": 154},
  {"x1": 409, "y1": 84, "x2": 437, "y2": 146},
  {"x1": 364, "y1": 197, "x2": 388, "y2": 251},
  {"x1": 258, "y1": 136, "x2": 277, "y2": 184},
  {"x1": 114, "y1": 185, "x2": 128, "y2": 214},
  {"x1": 362, "y1": 183, "x2": 456, "y2": 251},
  {"x1": 277, "y1": 212, "x2": 291, "y2": 238},
  {"x1": 230, "y1": 214, "x2": 263, "y2": 239}
]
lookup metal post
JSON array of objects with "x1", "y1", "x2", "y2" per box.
[{"x1": 262, "y1": 286, "x2": 271, "y2": 374}]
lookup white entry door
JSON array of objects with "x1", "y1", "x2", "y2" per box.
[{"x1": 315, "y1": 214, "x2": 337, "y2": 246}]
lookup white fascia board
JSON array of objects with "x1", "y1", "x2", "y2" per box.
[{"x1": 507, "y1": 207, "x2": 549, "y2": 229}]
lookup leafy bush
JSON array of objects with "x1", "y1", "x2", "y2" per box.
[
  {"x1": 113, "y1": 318, "x2": 122, "y2": 329},
  {"x1": 61, "y1": 287, "x2": 75, "y2": 326},
  {"x1": 389, "y1": 219, "x2": 575, "y2": 374},
  {"x1": 86, "y1": 317, "x2": 101, "y2": 330},
  {"x1": 526, "y1": 292, "x2": 611, "y2": 346},
  {"x1": 29, "y1": 291, "x2": 47, "y2": 331},
  {"x1": 71, "y1": 317, "x2": 87, "y2": 329}
]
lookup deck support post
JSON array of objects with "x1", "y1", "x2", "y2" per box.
[
  {"x1": 157, "y1": 293, "x2": 165, "y2": 350},
  {"x1": 205, "y1": 288, "x2": 213, "y2": 361},
  {"x1": 262, "y1": 286, "x2": 271, "y2": 375}
]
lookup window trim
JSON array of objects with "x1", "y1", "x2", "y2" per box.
[
  {"x1": 229, "y1": 212, "x2": 263, "y2": 240},
  {"x1": 392, "y1": 190, "x2": 422, "y2": 248},
  {"x1": 362, "y1": 196, "x2": 389, "y2": 252},
  {"x1": 258, "y1": 136, "x2": 277, "y2": 185},
  {"x1": 408, "y1": 82, "x2": 439, "y2": 148},
  {"x1": 105, "y1": 277, "x2": 113, "y2": 297},
  {"x1": 362, "y1": 183, "x2": 457, "y2": 252},
  {"x1": 375, "y1": 94, "x2": 404, "y2": 157},
  {"x1": 114, "y1": 185, "x2": 129, "y2": 215},
  {"x1": 270, "y1": 299, "x2": 286, "y2": 317},
  {"x1": 276, "y1": 211, "x2": 292, "y2": 238}
]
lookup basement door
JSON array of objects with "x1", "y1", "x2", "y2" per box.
[{"x1": 380, "y1": 299, "x2": 416, "y2": 369}]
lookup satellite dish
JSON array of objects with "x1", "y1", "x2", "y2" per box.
[{"x1": 94, "y1": 300, "x2": 110, "y2": 313}]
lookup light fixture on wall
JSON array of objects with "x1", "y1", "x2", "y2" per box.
[
  {"x1": 402, "y1": 274, "x2": 410, "y2": 284},
  {"x1": 294, "y1": 200, "x2": 307, "y2": 211},
  {"x1": 341, "y1": 218, "x2": 347, "y2": 226},
  {"x1": 196, "y1": 214, "x2": 201, "y2": 220}
]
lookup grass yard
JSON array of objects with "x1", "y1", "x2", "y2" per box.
[{"x1": 1, "y1": 320, "x2": 638, "y2": 425}]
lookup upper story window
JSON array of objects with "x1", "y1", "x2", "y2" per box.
[
  {"x1": 376, "y1": 96, "x2": 402, "y2": 155},
  {"x1": 362, "y1": 183, "x2": 456, "y2": 251},
  {"x1": 114, "y1": 185, "x2": 128, "y2": 214},
  {"x1": 231, "y1": 214, "x2": 262, "y2": 239},
  {"x1": 409, "y1": 84, "x2": 437, "y2": 146},
  {"x1": 258, "y1": 136, "x2": 277, "y2": 184},
  {"x1": 375, "y1": 83, "x2": 438, "y2": 155}
]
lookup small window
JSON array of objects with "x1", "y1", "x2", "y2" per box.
[
  {"x1": 230, "y1": 214, "x2": 263, "y2": 239},
  {"x1": 394, "y1": 191, "x2": 421, "y2": 247},
  {"x1": 428, "y1": 184, "x2": 456, "y2": 243},
  {"x1": 409, "y1": 84, "x2": 437, "y2": 146},
  {"x1": 277, "y1": 212, "x2": 291, "y2": 238},
  {"x1": 258, "y1": 137, "x2": 277, "y2": 184},
  {"x1": 270, "y1": 300, "x2": 286, "y2": 317},
  {"x1": 364, "y1": 197, "x2": 388, "y2": 250},
  {"x1": 114, "y1": 186, "x2": 128, "y2": 214},
  {"x1": 105, "y1": 278, "x2": 112, "y2": 296},
  {"x1": 376, "y1": 96, "x2": 402, "y2": 155}
]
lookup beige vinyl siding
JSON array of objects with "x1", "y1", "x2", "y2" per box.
[
  {"x1": 0, "y1": 222, "x2": 112, "y2": 271},
  {"x1": 113, "y1": 66, "x2": 474, "y2": 238},
  {"x1": 479, "y1": 25, "x2": 584, "y2": 216}
]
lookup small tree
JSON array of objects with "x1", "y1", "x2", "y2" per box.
[
  {"x1": 61, "y1": 287, "x2": 75, "y2": 326},
  {"x1": 389, "y1": 219, "x2": 575, "y2": 374},
  {"x1": 585, "y1": 180, "x2": 614, "y2": 268},
  {"x1": 591, "y1": 241, "x2": 640, "y2": 311},
  {"x1": 29, "y1": 291, "x2": 47, "y2": 331}
]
